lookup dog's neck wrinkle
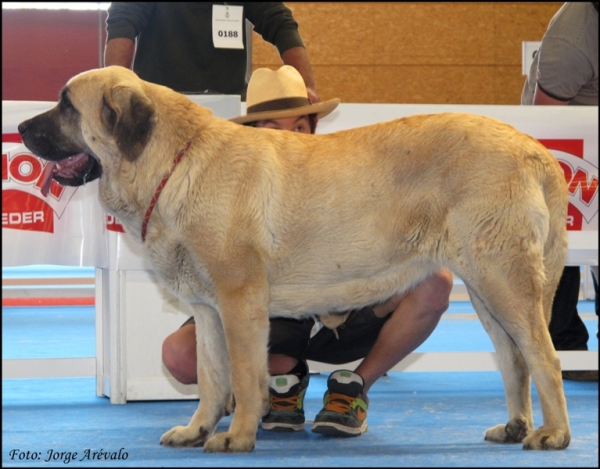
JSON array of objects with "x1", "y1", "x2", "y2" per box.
[
  {"x1": 116, "y1": 159, "x2": 147, "y2": 211},
  {"x1": 111, "y1": 145, "x2": 187, "y2": 229},
  {"x1": 100, "y1": 175, "x2": 142, "y2": 234},
  {"x1": 98, "y1": 154, "x2": 159, "y2": 236}
]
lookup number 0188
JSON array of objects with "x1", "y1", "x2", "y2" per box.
[{"x1": 218, "y1": 30, "x2": 238, "y2": 38}]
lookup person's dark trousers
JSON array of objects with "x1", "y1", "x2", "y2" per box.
[
  {"x1": 593, "y1": 269, "x2": 599, "y2": 319},
  {"x1": 549, "y1": 266, "x2": 589, "y2": 351}
]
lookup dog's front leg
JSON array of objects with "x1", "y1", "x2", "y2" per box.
[
  {"x1": 161, "y1": 304, "x2": 232, "y2": 447},
  {"x1": 203, "y1": 274, "x2": 270, "y2": 453}
]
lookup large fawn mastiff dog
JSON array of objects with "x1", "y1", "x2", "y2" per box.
[{"x1": 19, "y1": 67, "x2": 570, "y2": 452}]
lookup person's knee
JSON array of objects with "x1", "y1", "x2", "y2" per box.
[
  {"x1": 161, "y1": 334, "x2": 186, "y2": 382},
  {"x1": 162, "y1": 325, "x2": 197, "y2": 385},
  {"x1": 268, "y1": 353, "x2": 298, "y2": 375},
  {"x1": 422, "y1": 268, "x2": 453, "y2": 315}
]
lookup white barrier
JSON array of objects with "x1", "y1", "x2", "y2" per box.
[{"x1": 2, "y1": 101, "x2": 597, "y2": 402}]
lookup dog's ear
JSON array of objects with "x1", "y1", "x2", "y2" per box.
[{"x1": 102, "y1": 86, "x2": 155, "y2": 162}]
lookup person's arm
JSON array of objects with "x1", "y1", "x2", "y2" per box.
[
  {"x1": 104, "y1": 2, "x2": 153, "y2": 68},
  {"x1": 280, "y1": 46, "x2": 319, "y2": 103},
  {"x1": 246, "y1": 3, "x2": 320, "y2": 103},
  {"x1": 104, "y1": 37, "x2": 135, "y2": 68},
  {"x1": 533, "y1": 84, "x2": 571, "y2": 106}
]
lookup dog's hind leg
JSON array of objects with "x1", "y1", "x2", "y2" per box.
[
  {"x1": 517, "y1": 169, "x2": 571, "y2": 450},
  {"x1": 467, "y1": 287, "x2": 533, "y2": 443},
  {"x1": 463, "y1": 257, "x2": 570, "y2": 450},
  {"x1": 509, "y1": 163, "x2": 570, "y2": 450},
  {"x1": 160, "y1": 304, "x2": 232, "y2": 447},
  {"x1": 451, "y1": 164, "x2": 570, "y2": 450}
]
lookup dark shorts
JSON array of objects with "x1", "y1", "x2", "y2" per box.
[{"x1": 181, "y1": 306, "x2": 389, "y2": 365}]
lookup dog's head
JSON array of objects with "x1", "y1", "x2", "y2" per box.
[{"x1": 18, "y1": 66, "x2": 155, "y2": 194}]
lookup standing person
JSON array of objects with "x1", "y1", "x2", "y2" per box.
[
  {"x1": 522, "y1": 1, "x2": 598, "y2": 381},
  {"x1": 162, "y1": 65, "x2": 454, "y2": 437},
  {"x1": 104, "y1": 2, "x2": 320, "y2": 103}
]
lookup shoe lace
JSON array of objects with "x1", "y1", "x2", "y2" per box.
[
  {"x1": 270, "y1": 394, "x2": 300, "y2": 411},
  {"x1": 323, "y1": 392, "x2": 354, "y2": 413}
]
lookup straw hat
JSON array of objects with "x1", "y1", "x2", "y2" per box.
[{"x1": 230, "y1": 65, "x2": 340, "y2": 124}]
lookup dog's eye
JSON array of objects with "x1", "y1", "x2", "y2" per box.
[
  {"x1": 59, "y1": 89, "x2": 78, "y2": 114},
  {"x1": 60, "y1": 98, "x2": 76, "y2": 113}
]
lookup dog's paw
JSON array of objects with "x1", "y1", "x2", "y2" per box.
[
  {"x1": 523, "y1": 428, "x2": 570, "y2": 450},
  {"x1": 160, "y1": 425, "x2": 211, "y2": 447},
  {"x1": 484, "y1": 418, "x2": 529, "y2": 444},
  {"x1": 203, "y1": 432, "x2": 256, "y2": 453}
]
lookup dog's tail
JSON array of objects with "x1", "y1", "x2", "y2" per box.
[{"x1": 538, "y1": 147, "x2": 570, "y2": 326}]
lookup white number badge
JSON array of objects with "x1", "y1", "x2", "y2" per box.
[{"x1": 212, "y1": 4, "x2": 244, "y2": 49}]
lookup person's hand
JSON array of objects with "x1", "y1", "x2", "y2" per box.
[{"x1": 306, "y1": 86, "x2": 320, "y2": 104}]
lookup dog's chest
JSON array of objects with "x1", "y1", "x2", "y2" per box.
[{"x1": 145, "y1": 238, "x2": 218, "y2": 307}]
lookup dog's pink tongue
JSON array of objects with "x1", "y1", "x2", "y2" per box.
[{"x1": 40, "y1": 161, "x2": 57, "y2": 197}]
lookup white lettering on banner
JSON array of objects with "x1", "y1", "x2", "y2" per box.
[
  {"x1": 2, "y1": 146, "x2": 78, "y2": 220},
  {"x1": 105, "y1": 213, "x2": 126, "y2": 232},
  {"x1": 4, "y1": 152, "x2": 48, "y2": 188},
  {"x1": 2, "y1": 211, "x2": 45, "y2": 225},
  {"x1": 554, "y1": 150, "x2": 599, "y2": 223},
  {"x1": 3, "y1": 136, "x2": 108, "y2": 267}
]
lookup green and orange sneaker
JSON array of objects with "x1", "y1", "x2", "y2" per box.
[
  {"x1": 311, "y1": 370, "x2": 368, "y2": 437},
  {"x1": 261, "y1": 364, "x2": 309, "y2": 432}
]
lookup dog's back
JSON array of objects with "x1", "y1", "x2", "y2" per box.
[{"x1": 257, "y1": 113, "x2": 568, "y2": 319}]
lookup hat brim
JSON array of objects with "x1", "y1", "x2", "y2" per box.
[{"x1": 230, "y1": 98, "x2": 340, "y2": 124}]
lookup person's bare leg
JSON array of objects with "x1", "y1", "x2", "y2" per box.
[
  {"x1": 163, "y1": 324, "x2": 300, "y2": 384},
  {"x1": 162, "y1": 323, "x2": 197, "y2": 384},
  {"x1": 268, "y1": 354, "x2": 299, "y2": 375},
  {"x1": 356, "y1": 268, "x2": 454, "y2": 393}
]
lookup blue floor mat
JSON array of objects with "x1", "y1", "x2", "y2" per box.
[
  {"x1": 2, "y1": 306, "x2": 95, "y2": 359},
  {"x1": 2, "y1": 373, "x2": 598, "y2": 467},
  {"x1": 2, "y1": 302, "x2": 598, "y2": 467}
]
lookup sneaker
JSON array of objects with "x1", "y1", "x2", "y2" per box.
[
  {"x1": 261, "y1": 367, "x2": 309, "y2": 432},
  {"x1": 311, "y1": 370, "x2": 368, "y2": 437},
  {"x1": 562, "y1": 370, "x2": 598, "y2": 381}
]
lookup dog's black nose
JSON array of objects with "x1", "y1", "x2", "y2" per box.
[{"x1": 18, "y1": 121, "x2": 28, "y2": 136}]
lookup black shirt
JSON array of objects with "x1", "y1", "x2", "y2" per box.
[{"x1": 106, "y1": 2, "x2": 305, "y2": 96}]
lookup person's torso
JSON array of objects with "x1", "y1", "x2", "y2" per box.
[
  {"x1": 134, "y1": 2, "x2": 248, "y2": 95},
  {"x1": 522, "y1": 2, "x2": 598, "y2": 106}
]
